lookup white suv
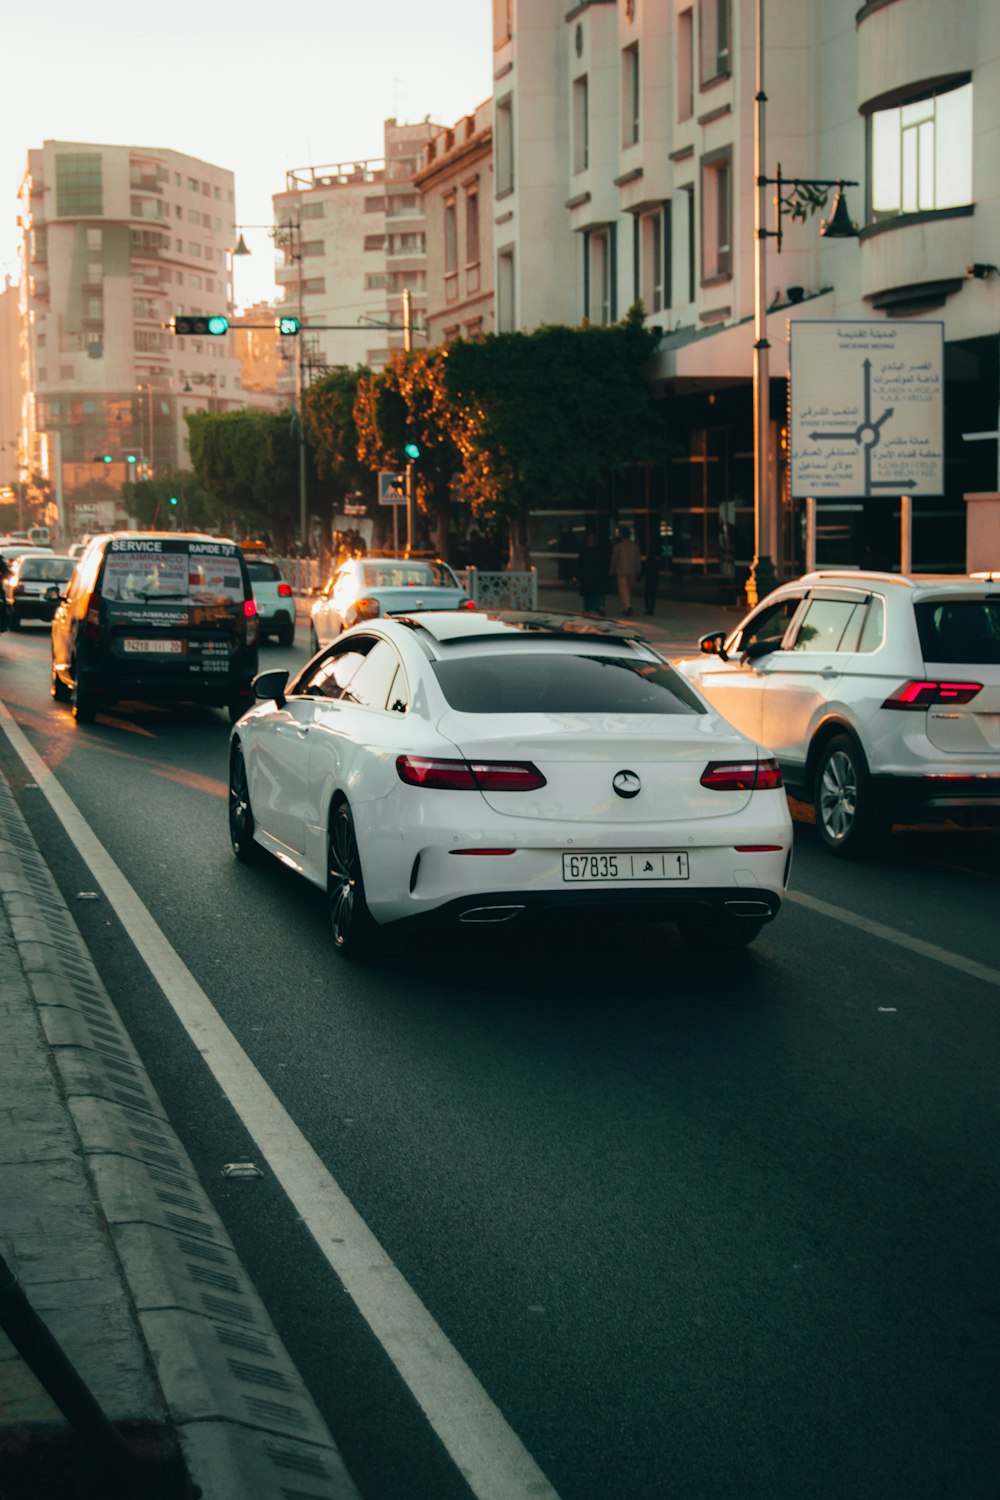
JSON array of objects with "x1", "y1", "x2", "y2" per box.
[{"x1": 678, "y1": 571, "x2": 1000, "y2": 856}]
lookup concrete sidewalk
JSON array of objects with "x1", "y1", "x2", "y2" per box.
[{"x1": 0, "y1": 772, "x2": 359, "y2": 1499}]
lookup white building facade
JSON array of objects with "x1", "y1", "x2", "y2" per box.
[
  {"x1": 17, "y1": 140, "x2": 243, "y2": 537},
  {"x1": 492, "y1": 0, "x2": 1000, "y2": 585}
]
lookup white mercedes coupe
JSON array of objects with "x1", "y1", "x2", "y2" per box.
[{"x1": 228, "y1": 612, "x2": 793, "y2": 956}]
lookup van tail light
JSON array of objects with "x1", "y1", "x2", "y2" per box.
[
  {"x1": 701, "y1": 758, "x2": 783, "y2": 791},
  {"x1": 84, "y1": 601, "x2": 101, "y2": 643},
  {"x1": 882, "y1": 679, "x2": 982, "y2": 710},
  {"x1": 396, "y1": 755, "x2": 546, "y2": 791},
  {"x1": 277, "y1": 582, "x2": 294, "y2": 598},
  {"x1": 243, "y1": 598, "x2": 257, "y2": 617}
]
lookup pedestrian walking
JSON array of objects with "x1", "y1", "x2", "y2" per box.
[
  {"x1": 642, "y1": 538, "x2": 663, "y2": 615},
  {"x1": 575, "y1": 533, "x2": 606, "y2": 615},
  {"x1": 609, "y1": 526, "x2": 641, "y2": 617}
]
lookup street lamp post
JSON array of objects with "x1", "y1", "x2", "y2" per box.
[{"x1": 747, "y1": 0, "x2": 858, "y2": 608}]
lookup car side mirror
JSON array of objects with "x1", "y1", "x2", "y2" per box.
[
  {"x1": 253, "y1": 669, "x2": 289, "y2": 707},
  {"x1": 699, "y1": 630, "x2": 729, "y2": 661}
]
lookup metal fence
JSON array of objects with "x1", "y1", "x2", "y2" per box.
[{"x1": 275, "y1": 557, "x2": 539, "y2": 612}]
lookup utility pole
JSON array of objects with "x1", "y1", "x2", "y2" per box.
[{"x1": 403, "y1": 290, "x2": 413, "y2": 553}]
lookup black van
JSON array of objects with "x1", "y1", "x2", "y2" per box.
[{"x1": 51, "y1": 532, "x2": 259, "y2": 724}]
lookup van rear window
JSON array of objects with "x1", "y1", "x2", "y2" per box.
[{"x1": 101, "y1": 542, "x2": 245, "y2": 604}]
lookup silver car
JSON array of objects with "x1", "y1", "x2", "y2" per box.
[
  {"x1": 678, "y1": 570, "x2": 1000, "y2": 855},
  {"x1": 309, "y1": 555, "x2": 474, "y2": 652}
]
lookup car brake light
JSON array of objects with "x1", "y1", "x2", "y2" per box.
[
  {"x1": 277, "y1": 582, "x2": 293, "y2": 597},
  {"x1": 701, "y1": 758, "x2": 783, "y2": 791},
  {"x1": 396, "y1": 755, "x2": 546, "y2": 791},
  {"x1": 243, "y1": 598, "x2": 257, "y2": 618},
  {"x1": 881, "y1": 679, "x2": 982, "y2": 710},
  {"x1": 459, "y1": 598, "x2": 477, "y2": 610}
]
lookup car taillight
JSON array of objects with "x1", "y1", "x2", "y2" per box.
[
  {"x1": 352, "y1": 597, "x2": 381, "y2": 622},
  {"x1": 459, "y1": 598, "x2": 477, "y2": 610},
  {"x1": 396, "y1": 755, "x2": 546, "y2": 791},
  {"x1": 243, "y1": 598, "x2": 257, "y2": 618},
  {"x1": 277, "y1": 582, "x2": 293, "y2": 597},
  {"x1": 881, "y1": 679, "x2": 983, "y2": 710},
  {"x1": 701, "y1": 758, "x2": 783, "y2": 791}
]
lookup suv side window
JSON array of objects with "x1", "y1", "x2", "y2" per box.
[
  {"x1": 789, "y1": 598, "x2": 864, "y2": 653},
  {"x1": 727, "y1": 596, "x2": 801, "y2": 657},
  {"x1": 856, "y1": 596, "x2": 885, "y2": 654}
]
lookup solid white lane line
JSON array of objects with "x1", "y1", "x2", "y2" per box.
[
  {"x1": 0, "y1": 703, "x2": 560, "y2": 1500},
  {"x1": 785, "y1": 889, "x2": 1000, "y2": 989}
]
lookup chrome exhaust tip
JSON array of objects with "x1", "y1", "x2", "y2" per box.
[{"x1": 458, "y1": 905, "x2": 526, "y2": 924}]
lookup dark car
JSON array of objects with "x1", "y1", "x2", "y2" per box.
[
  {"x1": 50, "y1": 532, "x2": 259, "y2": 725},
  {"x1": 3, "y1": 553, "x2": 76, "y2": 628}
]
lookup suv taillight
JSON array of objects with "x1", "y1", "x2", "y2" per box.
[
  {"x1": 277, "y1": 582, "x2": 293, "y2": 597},
  {"x1": 701, "y1": 758, "x2": 783, "y2": 791},
  {"x1": 881, "y1": 680, "x2": 983, "y2": 710},
  {"x1": 396, "y1": 755, "x2": 547, "y2": 791},
  {"x1": 243, "y1": 599, "x2": 257, "y2": 617}
]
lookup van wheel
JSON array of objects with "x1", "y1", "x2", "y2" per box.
[
  {"x1": 51, "y1": 663, "x2": 72, "y2": 702},
  {"x1": 228, "y1": 744, "x2": 260, "y2": 862},
  {"x1": 72, "y1": 671, "x2": 97, "y2": 725},
  {"x1": 814, "y1": 734, "x2": 888, "y2": 857},
  {"x1": 327, "y1": 801, "x2": 376, "y2": 957}
]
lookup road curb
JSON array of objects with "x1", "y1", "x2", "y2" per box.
[{"x1": 0, "y1": 772, "x2": 360, "y2": 1499}]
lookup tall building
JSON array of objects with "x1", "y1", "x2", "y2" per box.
[
  {"x1": 17, "y1": 139, "x2": 243, "y2": 537},
  {"x1": 492, "y1": 0, "x2": 1000, "y2": 584},
  {"x1": 0, "y1": 278, "x2": 22, "y2": 491},
  {"x1": 414, "y1": 101, "x2": 494, "y2": 346}
]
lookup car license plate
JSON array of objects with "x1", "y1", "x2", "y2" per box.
[
  {"x1": 123, "y1": 638, "x2": 183, "y2": 654},
  {"x1": 562, "y1": 851, "x2": 690, "y2": 883}
]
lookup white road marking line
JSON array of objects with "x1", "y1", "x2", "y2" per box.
[
  {"x1": 785, "y1": 889, "x2": 1000, "y2": 989},
  {"x1": 0, "y1": 702, "x2": 560, "y2": 1500}
]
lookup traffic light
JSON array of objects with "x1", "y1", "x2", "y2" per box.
[
  {"x1": 93, "y1": 454, "x2": 113, "y2": 463},
  {"x1": 404, "y1": 441, "x2": 420, "y2": 461},
  {"x1": 171, "y1": 315, "x2": 229, "y2": 336},
  {"x1": 169, "y1": 496, "x2": 178, "y2": 507},
  {"x1": 125, "y1": 454, "x2": 138, "y2": 465},
  {"x1": 275, "y1": 316, "x2": 301, "y2": 335}
]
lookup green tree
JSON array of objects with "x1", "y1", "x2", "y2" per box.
[
  {"x1": 444, "y1": 309, "x2": 671, "y2": 565},
  {"x1": 186, "y1": 409, "x2": 306, "y2": 549},
  {"x1": 121, "y1": 468, "x2": 221, "y2": 531},
  {"x1": 304, "y1": 365, "x2": 376, "y2": 525}
]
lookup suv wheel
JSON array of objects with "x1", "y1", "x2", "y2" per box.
[
  {"x1": 72, "y1": 669, "x2": 97, "y2": 725},
  {"x1": 277, "y1": 623, "x2": 295, "y2": 648},
  {"x1": 814, "y1": 734, "x2": 888, "y2": 857},
  {"x1": 51, "y1": 661, "x2": 72, "y2": 702}
]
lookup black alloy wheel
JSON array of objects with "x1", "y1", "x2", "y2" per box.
[
  {"x1": 228, "y1": 744, "x2": 260, "y2": 862},
  {"x1": 277, "y1": 623, "x2": 295, "y2": 648},
  {"x1": 814, "y1": 733, "x2": 888, "y2": 858},
  {"x1": 327, "y1": 801, "x2": 376, "y2": 957},
  {"x1": 72, "y1": 668, "x2": 97, "y2": 725}
]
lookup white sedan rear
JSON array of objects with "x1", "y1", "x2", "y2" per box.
[{"x1": 228, "y1": 612, "x2": 793, "y2": 955}]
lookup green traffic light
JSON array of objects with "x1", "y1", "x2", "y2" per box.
[
  {"x1": 126, "y1": 454, "x2": 137, "y2": 464},
  {"x1": 206, "y1": 315, "x2": 229, "y2": 336},
  {"x1": 169, "y1": 497, "x2": 178, "y2": 506},
  {"x1": 276, "y1": 316, "x2": 301, "y2": 335},
  {"x1": 404, "y1": 442, "x2": 420, "y2": 460}
]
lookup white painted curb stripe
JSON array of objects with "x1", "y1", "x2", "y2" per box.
[{"x1": 0, "y1": 702, "x2": 560, "y2": 1500}]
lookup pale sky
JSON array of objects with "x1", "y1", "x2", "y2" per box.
[{"x1": 3, "y1": 0, "x2": 493, "y2": 310}]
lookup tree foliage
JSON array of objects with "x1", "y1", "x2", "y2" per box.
[
  {"x1": 186, "y1": 409, "x2": 305, "y2": 548},
  {"x1": 303, "y1": 365, "x2": 374, "y2": 507},
  {"x1": 121, "y1": 468, "x2": 221, "y2": 531}
]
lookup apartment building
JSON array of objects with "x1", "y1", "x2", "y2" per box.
[
  {"x1": 492, "y1": 0, "x2": 1000, "y2": 584},
  {"x1": 0, "y1": 279, "x2": 21, "y2": 489},
  {"x1": 414, "y1": 101, "x2": 494, "y2": 346},
  {"x1": 17, "y1": 140, "x2": 243, "y2": 536}
]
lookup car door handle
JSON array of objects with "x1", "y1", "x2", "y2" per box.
[{"x1": 819, "y1": 666, "x2": 839, "y2": 679}]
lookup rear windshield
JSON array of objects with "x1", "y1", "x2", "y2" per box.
[
  {"x1": 432, "y1": 651, "x2": 705, "y2": 715},
  {"x1": 245, "y1": 560, "x2": 282, "y2": 582},
  {"x1": 100, "y1": 541, "x2": 246, "y2": 605},
  {"x1": 18, "y1": 556, "x2": 75, "y2": 581},
  {"x1": 915, "y1": 599, "x2": 1000, "y2": 665},
  {"x1": 362, "y1": 561, "x2": 457, "y2": 589}
]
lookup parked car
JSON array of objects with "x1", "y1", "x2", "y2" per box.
[
  {"x1": 229, "y1": 610, "x2": 793, "y2": 956},
  {"x1": 51, "y1": 532, "x2": 259, "y2": 725},
  {"x1": 3, "y1": 553, "x2": 76, "y2": 628},
  {"x1": 242, "y1": 552, "x2": 296, "y2": 646},
  {"x1": 309, "y1": 555, "x2": 474, "y2": 652},
  {"x1": 677, "y1": 570, "x2": 1000, "y2": 855}
]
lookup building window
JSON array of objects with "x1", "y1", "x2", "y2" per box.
[
  {"x1": 465, "y1": 187, "x2": 480, "y2": 265},
  {"x1": 494, "y1": 0, "x2": 513, "y2": 47},
  {"x1": 497, "y1": 248, "x2": 515, "y2": 332},
  {"x1": 622, "y1": 44, "x2": 640, "y2": 146},
  {"x1": 573, "y1": 76, "x2": 590, "y2": 174},
  {"x1": 301, "y1": 240, "x2": 325, "y2": 257},
  {"x1": 680, "y1": 184, "x2": 696, "y2": 302},
  {"x1": 584, "y1": 227, "x2": 616, "y2": 325},
  {"x1": 55, "y1": 154, "x2": 103, "y2": 216},
  {"x1": 869, "y1": 79, "x2": 972, "y2": 220},
  {"x1": 496, "y1": 95, "x2": 514, "y2": 195},
  {"x1": 678, "y1": 10, "x2": 694, "y2": 120},
  {"x1": 639, "y1": 207, "x2": 666, "y2": 313},
  {"x1": 444, "y1": 197, "x2": 458, "y2": 275},
  {"x1": 700, "y1": 148, "x2": 731, "y2": 280},
  {"x1": 699, "y1": 0, "x2": 730, "y2": 84},
  {"x1": 364, "y1": 234, "x2": 386, "y2": 251},
  {"x1": 301, "y1": 201, "x2": 326, "y2": 219},
  {"x1": 365, "y1": 272, "x2": 388, "y2": 289}
]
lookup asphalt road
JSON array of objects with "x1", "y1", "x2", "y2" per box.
[{"x1": 2, "y1": 621, "x2": 999, "y2": 1500}]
